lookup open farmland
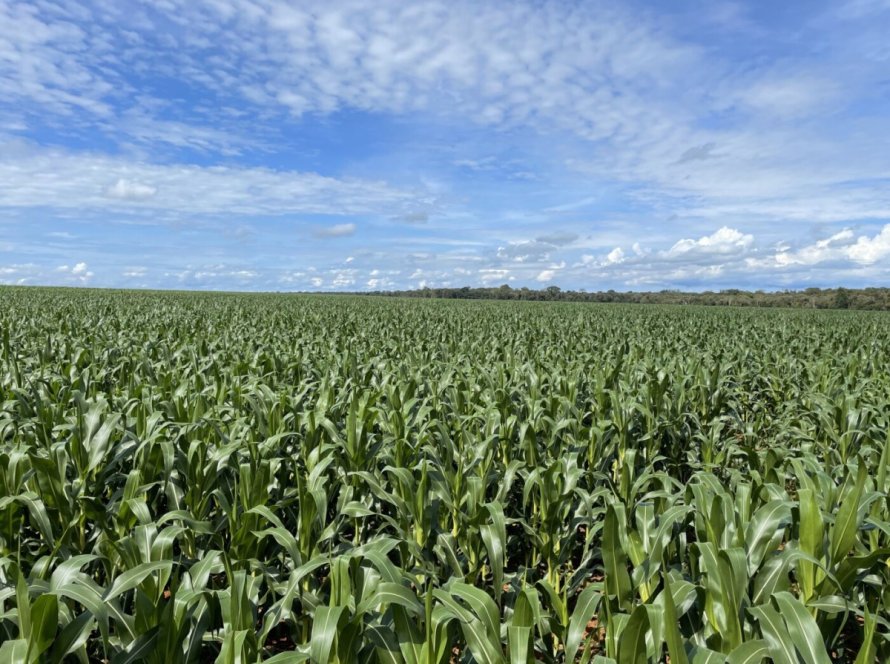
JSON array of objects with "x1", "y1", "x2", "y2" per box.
[{"x1": 0, "y1": 288, "x2": 888, "y2": 663}]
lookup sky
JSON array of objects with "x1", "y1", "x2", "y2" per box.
[{"x1": 2, "y1": 0, "x2": 890, "y2": 292}]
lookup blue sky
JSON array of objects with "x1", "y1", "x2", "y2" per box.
[{"x1": 2, "y1": 0, "x2": 890, "y2": 292}]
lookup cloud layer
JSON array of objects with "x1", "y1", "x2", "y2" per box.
[{"x1": 1, "y1": 0, "x2": 889, "y2": 291}]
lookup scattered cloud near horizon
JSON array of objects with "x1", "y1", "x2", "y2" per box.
[{"x1": 1, "y1": 0, "x2": 890, "y2": 291}]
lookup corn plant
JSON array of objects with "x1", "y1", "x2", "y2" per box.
[{"x1": 0, "y1": 287, "x2": 887, "y2": 662}]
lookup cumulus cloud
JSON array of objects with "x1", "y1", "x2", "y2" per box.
[
  {"x1": 0, "y1": 263, "x2": 40, "y2": 285},
  {"x1": 605, "y1": 247, "x2": 625, "y2": 264},
  {"x1": 330, "y1": 269, "x2": 356, "y2": 287},
  {"x1": 56, "y1": 261, "x2": 94, "y2": 283},
  {"x1": 665, "y1": 227, "x2": 753, "y2": 258},
  {"x1": 847, "y1": 226, "x2": 890, "y2": 264},
  {"x1": 751, "y1": 225, "x2": 890, "y2": 269}
]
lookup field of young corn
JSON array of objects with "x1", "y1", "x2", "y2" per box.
[{"x1": 0, "y1": 288, "x2": 888, "y2": 663}]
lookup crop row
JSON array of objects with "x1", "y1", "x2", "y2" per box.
[{"x1": 0, "y1": 289, "x2": 887, "y2": 662}]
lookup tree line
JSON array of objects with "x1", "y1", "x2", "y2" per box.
[{"x1": 361, "y1": 285, "x2": 890, "y2": 310}]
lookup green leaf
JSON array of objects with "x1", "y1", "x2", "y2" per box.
[
  {"x1": 603, "y1": 504, "x2": 632, "y2": 610},
  {"x1": 357, "y1": 582, "x2": 423, "y2": 616},
  {"x1": 617, "y1": 604, "x2": 648, "y2": 664},
  {"x1": 15, "y1": 565, "x2": 30, "y2": 640},
  {"x1": 689, "y1": 646, "x2": 726, "y2": 664},
  {"x1": 853, "y1": 607, "x2": 877, "y2": 664},
  {"x1": 750, "y1": 603, "x2": 796, "y2": 664},
  {"x1": 481, "y1": 501, "x2": 507, "y2": 603},
  {"x1": 726, "y1": 639, "x2": 770, "y2": 664},
  {"x1": 264, "y1": 651, "x2": 311, "y2": 664},
  {"x1": 0, "y1": 640, "x2": 27, "y2": 664},
  {"x1": 797, "y1": 488, "x2": 823, "y2": 601},
  {"x1": 434, "y1": 590, "x2": 504, "y2": 664},
  {"x1": 50, "y1": 611, "x2": 94, "y2": 662},
  {"x1": 744, "y1": 500, "x2": 791, "y2": 573},
  {"x1": 661, "y1": 573, "x2": 689, "y2": 664},
  {"x1": 565, "y1": 584, "x2": 601, "y2": 660},
  {"x1": 103, "y1": 561, "x2": 173, "y2": 602},
  {"x1": 310, "y1": 606, "x2": 344, "y2": 664},
  {"x1": 507, "y1": 625, "x2": 532, "y2": 664},
  {"x1": 447, "y1": 583, "x2": 501, "y2": 646},
  {"x1": 216, "y1": 628, "x2": 249, "y2": 664},
  {"x1": 771, "y1": 592, "x2": 832, "y2": 664},
  {"x1": 111, "y1": 628, "x2": 160, "y2": 664},
  {"x1": 25, "y1": 593, "x2": 57, "y2": 664},
  {"x1": 829, "y1": 461, "x2": 867, "y2": 564}
]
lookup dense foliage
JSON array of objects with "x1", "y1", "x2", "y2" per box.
[
  {"x1": 367, "y1": 285, "x2": 890, "y2": 310},
  {"x1": 0, "y1": 287, "x2": 888, "y2": 662}
]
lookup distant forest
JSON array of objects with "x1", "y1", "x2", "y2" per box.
[{"x1": 363, "y1": 285, "x2": 890, "y2": 310}]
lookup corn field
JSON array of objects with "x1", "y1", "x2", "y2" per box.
[{"x1": 0, "y1": 288, "x2": 888, "y2": 663}]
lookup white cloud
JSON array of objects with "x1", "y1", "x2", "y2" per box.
[
  {"x1": 454, "y1": 157, "x2": 498, "y2": 171},
  {"x1": 744, "y1": 226, "x2": 890, "y2": 269},
  {"x1": 497, "y1": 240, "x2": 553, "y2": 262},
  {"x1": 0, "y1": 0, "x2": 707, "y2": 155},
  {"x1": 0, "y1": 263, "x2": 40, "y2": 285},
  {"x1": 330, "y1": 269, "x2": 356, "y2": 287},
  {"x1": 104, "y1": 179, "x2": 158, "y2": 201},
  {"x1": 278, "y1": 270, "x2": 306, "y2": 283},
  {"x1": 536, "y1": 269, "x2": 556, "y2": 282},
  {"x1": 4, "y1": 1, "x2": 890, "y2": 292},
  {"x1": 479, "y1": 268, "x2": 510, "y2": 284},
  {"x1": 0, "y1": 142, "x2": 425, "y2": 217},
  {"x1": 55, "y1": 261, "x2": 94, "y2": 283},
  {"x1": 8, "y1": 0, "x2": 696, "y2": 161},
  {"x1": 847, "y1": 225, "x2": 890, "y2": 264},
  {"x1": 817, "y1": 229, "x2": 855, "y2": 248},
  {"x1": 737, "y1": 76, "x2": 840, "y2": 118},
  {"x1": 108, "y1": 108, "x2": 258, "y2": 155},
  {"x1": 0, "y1": 1, "x2": 115, "y2": 118},
  {"x1": 605, "y1": 247, "x2": 625, "y2": 264},
  {"x1": 666, "y1": 227, "x2": 753, "y2": 257},
  {"x1": 366, "y1": 276, "x2": 394, "y2": 288}
]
